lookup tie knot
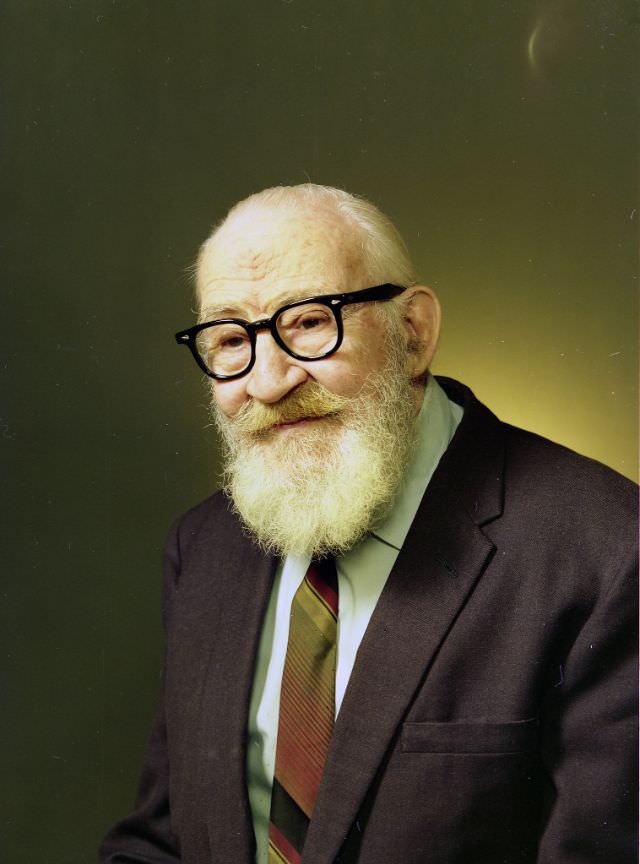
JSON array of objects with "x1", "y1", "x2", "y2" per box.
[{"x1": 306, "y1": 556, "x2": 338, "y2": 617}]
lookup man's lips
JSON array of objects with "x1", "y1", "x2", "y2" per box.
[
  {"x1": 269, "y1": 412, "x2": 339, "y2": 432},
  {"x1": 273, "y1": 416, "x2": 323, "y2": 430},
  {"x1": 244, "y1": 411, "x2": 341, "y2": 437}
]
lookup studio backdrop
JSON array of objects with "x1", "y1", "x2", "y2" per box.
[{"x1": 2, "y1": 1, "x2": 637, "y2": 862}]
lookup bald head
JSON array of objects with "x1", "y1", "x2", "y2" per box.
[
  {"x1": 195, "y1": 183, "x2": 417, "y2": 306},
  {"x1": 197, "y1": 202, "x2": 366, "y2": 307}
]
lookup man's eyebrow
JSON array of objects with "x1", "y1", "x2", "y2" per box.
[{"x1": 199, "y1": 302, "x2": 244, "y2": 320}]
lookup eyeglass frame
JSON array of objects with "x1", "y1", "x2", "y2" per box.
[{"x1": 174, "y1": 282, "x2": 407, "y2": 381}]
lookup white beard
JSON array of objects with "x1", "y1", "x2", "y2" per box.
[{"x1": 212, "y1": 343, "x2": 419, "y2": 558}]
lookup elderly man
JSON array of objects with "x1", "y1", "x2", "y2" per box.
[{"x1": 100, "y1": 185, "x2": 637, "y2": 864}]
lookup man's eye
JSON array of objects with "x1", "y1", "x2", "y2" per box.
[
  {"x1": 300, "y1": 316, "x2": 323, "y2": 330},
  {"x1": 207, "y1": 329, "x2": 250, "y2": 352},
  {"x1": 219, "y1": 335, "x2": 247, "y2": 349},
  {"x1": 295, "y1": 311, "x2": 331, "y2": 330}
]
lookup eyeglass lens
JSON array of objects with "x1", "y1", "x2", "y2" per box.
[{"x1": 194, "y1": 300, "x2": 340, "y2": 377}]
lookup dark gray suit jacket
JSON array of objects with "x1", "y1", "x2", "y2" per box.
[{"x1": 100, "y1": 378, "x2": 638, "y2": 863}]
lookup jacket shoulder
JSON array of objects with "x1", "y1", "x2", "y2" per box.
[
  {"x1": 171, "y1": 489, "x2": 233, "y2": 537},
  {"x1": 163, "y1": 488, "x2": 254, "y2": 575},
  {"x1": 504, "y1": 423, "x2": 637, "y2": 514},
  {"x1": 436, "y1": 375, "x2": 637, "y2": 534},
  {"x1": 497, "y1": 424, "x2": 638, "y2": 577}
]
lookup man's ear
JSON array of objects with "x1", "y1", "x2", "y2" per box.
[{"x1": 402, "y1": 286, "x2": 441, "y2": 379}]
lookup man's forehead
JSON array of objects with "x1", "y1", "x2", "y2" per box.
[{"x1": 198, "y1": 207, "x2": 365, "y2": 303}]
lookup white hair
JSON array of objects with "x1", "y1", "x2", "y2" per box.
[{"x1": 195, "y1": 183, "x2": 418, "y2": 296}]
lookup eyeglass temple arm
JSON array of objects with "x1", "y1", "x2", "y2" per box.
[{"x1": 336, "y1": 283, "x2": 407, "y2": 306}]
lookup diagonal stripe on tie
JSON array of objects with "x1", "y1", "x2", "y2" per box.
[{"x1": 268, "y1": 557, "x2": 338, "y2": 863}]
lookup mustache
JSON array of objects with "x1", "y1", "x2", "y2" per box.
[{"x1": 229, "y1": 382, "x2": 351, "y2": 435}]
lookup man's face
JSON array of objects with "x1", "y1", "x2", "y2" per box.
[
  {"x1": 198, "y1": 209, "x2": 393, "y2": 424},
  {"x1": 197, "y1": 206, "x2": 421, "y2": 557}
]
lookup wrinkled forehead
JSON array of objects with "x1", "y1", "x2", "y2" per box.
[{"x1": 196, "y1": 208, "x2": 366, "y2": 305}]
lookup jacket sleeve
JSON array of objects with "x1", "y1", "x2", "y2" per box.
[
  {"x1": 537, "y1": 539, "x2": 638, "y2": 863},
  {"x1": 99, "y1": 520, "x2": 182, "y2": 863}
]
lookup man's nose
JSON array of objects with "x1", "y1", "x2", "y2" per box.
[{"x1": 245, "y1": 331, "x2": 309, "y2": 403}]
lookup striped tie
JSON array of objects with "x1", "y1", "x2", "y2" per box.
[{"x1": 268, "y1": 557, "x2": 339, "y2": 864}]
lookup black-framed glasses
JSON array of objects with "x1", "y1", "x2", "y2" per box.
[{"x1": 174, "y1": 282, "x2": 407, "y2": 380}]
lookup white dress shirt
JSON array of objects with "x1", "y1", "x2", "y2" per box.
[{"x1": 246, "y1": 376, "x2": 463, "y2": 863}]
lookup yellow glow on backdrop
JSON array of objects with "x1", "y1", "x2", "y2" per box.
[{"x1": 431, "y1": 263, "x2": 637, "y2": 481}]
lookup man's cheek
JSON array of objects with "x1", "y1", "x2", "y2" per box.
[{"x1": 213, "y1": 387, "x2": 245, "y2": 419}]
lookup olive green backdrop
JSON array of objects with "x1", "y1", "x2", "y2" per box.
[{"x1": 2, "y1": 1, "x2": 637, "y2": 861}]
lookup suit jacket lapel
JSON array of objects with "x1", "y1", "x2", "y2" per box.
[{"x1": 302, "y1": 379, "x2": 506, "y2": 864}]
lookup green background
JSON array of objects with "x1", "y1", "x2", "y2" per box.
[{"x1": 2, "y1": 1, "x2": 637, "y2": 861}]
